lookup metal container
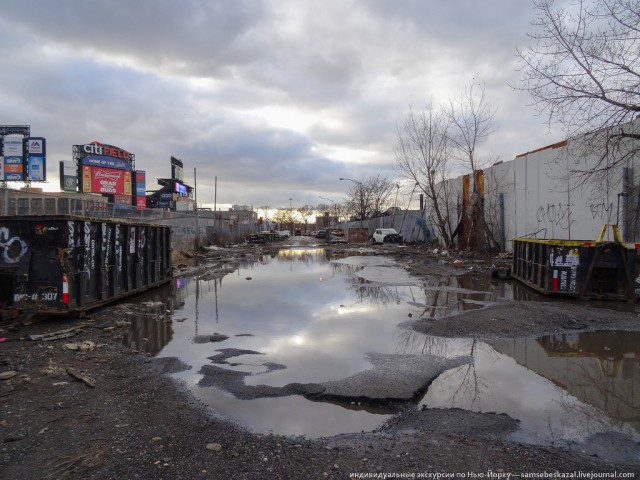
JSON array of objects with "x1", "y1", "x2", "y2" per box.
[
  {"x1": 512, "y1": 225, "x2": 638, "y2": 300},
  {"x1": 0, "y1": 216, "x2": 172, "y2": 321}
]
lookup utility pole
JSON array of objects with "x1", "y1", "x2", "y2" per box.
[{"x1": 339, "y1": 177, "x2": 364, "y2": 228}]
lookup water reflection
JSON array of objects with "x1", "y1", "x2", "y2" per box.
[
  {"x1": 121, "y1": 247, "x2": 639, "y2": 442},
  {"x1": 420, "y1": 332, "x2": 640, "y2": 446}
]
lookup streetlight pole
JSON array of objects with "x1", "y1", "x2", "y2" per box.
[
  {"x1": 339, "y1": 177, "x2": 364, "y2": 228},
  {"x1": 319, "y1": 195, "x2": 336, "y2": 228},
  {"x1": 289, "y1": 198, "x2": 293, "y2": 234}
]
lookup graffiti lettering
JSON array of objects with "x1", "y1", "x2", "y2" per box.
[
  {"x1": 589, "y1": 202, "x2": 614, "y2": 222},
  {"x1": 535, "y1": 203, "x2": 574, "y2": 230},
  {"x1": 115, "y1": 224, "x2": 122, "y2": 273},
  {"x1": 522, "y1": 228, "x2": 548, "y2": 239},
  {"x1": 0, "y1": 227, "x2": 28, "y2": 264}
]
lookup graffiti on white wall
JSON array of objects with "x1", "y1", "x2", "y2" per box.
[
  {"x1": 589, "y1": 201, "x2": 615, "y2": 222},
  {"x1": 535, "y1": 203, "x2": 574, "y2": 230}
]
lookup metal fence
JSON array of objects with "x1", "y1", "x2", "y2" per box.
[{"x1": 0, "y1": 188, "x2": 259, "y2": 248}]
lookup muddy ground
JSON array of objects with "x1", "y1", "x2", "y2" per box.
[{"x1": 1, "y1": 238, "x2": 639, "y2": 479}]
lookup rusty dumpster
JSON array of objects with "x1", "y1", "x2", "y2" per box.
[
  {"x1": 0, "y1": 216, "x2": 172, "y2": 321},
  {"x1": 511, "y1": 225, "x2": 639, "y2": 300}
]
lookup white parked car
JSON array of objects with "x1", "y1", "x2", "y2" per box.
[{"x1": 371, "y1": 228, "x2": 403, "y2": 244}]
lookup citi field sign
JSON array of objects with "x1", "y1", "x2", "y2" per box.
[{"x1": 76, "y1": 141, "x2": 134, "y2": 195}]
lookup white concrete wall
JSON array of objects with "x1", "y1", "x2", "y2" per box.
[
  {"x1": 498, "y1": 140, "x2": 634, "y2": 248},
  {"x1": 431, "y1": 120, "x2": 640, "y2": 251}
]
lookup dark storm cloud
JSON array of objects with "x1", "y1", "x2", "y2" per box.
[{"x1": 0, "y1": 0, "x2": 561, "y2": 208}]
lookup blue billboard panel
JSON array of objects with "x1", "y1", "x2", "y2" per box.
[
  {"x1": 136, "y1": 170, "x2": 146, "y2": 196},
  {"x1": 27, "y1": 156, "x2": 45, "y2": 181},
  {"x1": 82, "y1": 155, "x2": 132, "y2": 171}
]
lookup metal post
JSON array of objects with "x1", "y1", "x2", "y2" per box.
[
  {"x1": 194, "y1": 167, "x2": 199, "y2": 249},
  {"x1": 498, "y1": 192, "x2": 505, "y2": 251},
  {"x1": 622, "y1": 167, "x2": 630, "y2": 241}
]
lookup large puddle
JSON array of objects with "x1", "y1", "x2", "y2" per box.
[{"x1": 122, "y1": 246, "x2": 640, "y2": 444}]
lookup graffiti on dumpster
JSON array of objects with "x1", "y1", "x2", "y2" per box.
[
  {"x1": 84, "y1": 222, "x2": 96, "y2": 281},
  {"x1": 0, "y1": 227, "x2": 28, "y2": 264}
]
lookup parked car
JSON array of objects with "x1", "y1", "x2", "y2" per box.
[
  {"x1": 278, "y1": 230, "x2": 291, "y2": 238},
  {"x1": 372, "y1": 228, "x2": 403, "y2": 244},
  {"x1": 295, "y1": 228, "x2": 302, "y2": 236},
  {"x1": 316, "y1": 230, "x2": 327, "y2": 239}
]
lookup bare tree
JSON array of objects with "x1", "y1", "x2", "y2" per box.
[
  {"x1": 449, "y1": 81, "x2": 498, "y2": 174},
  {"x1": 297, "y1": 205, "x2": 314, "y2": 232},
  {"x1": 517, "y1": 0, "x2": 640, "y2": 184},
  {"x1": 271, "y1": 208, "x2": 290, "y2": 229},
  {"x1": 449, "y1": 82, "x2": 500, "y2": 251},
  {"x1": 342, "y1": 175, "x2": 395, "y2": 221},
  {"x1": 394, "y1": 101, "x2": 456, "y2": 246},
  {"x1": 366, "y1": 175, "x2": 396, "y2": 216}
]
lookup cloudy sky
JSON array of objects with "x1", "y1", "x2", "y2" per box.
[{"x1": 0, "y1": 0, "x2": 564, "y2": 210}]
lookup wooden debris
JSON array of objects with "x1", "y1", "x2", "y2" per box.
[
  {"x1": 66, "y1": 368, "x2": 96, "y2": 388},
  {"x1": 27, "y1": 326, "x2": 83, "y2": 341}
]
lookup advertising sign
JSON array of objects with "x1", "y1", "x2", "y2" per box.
[
  {"x1": 27, "y1": 137, "x2": 45, "y2": 155},
  {"x1": 82, "y1": 165, "x2": 132, "y2": 195},
  {"x1": 60, "y1": 161, "x2": 78, "y2": 192},
  {"x1": 27, "y1": 156, "x2": 45, "y2": 181},
  {"x1": 24, "y1": 137, "x2": 47, "y2": 181},
  {"x1": 158, "y1": 192, "x2": 173, "y2": 207},
  {"x1": 3, "y1": 135, "x2": 24, "y2": 181},
  {"x1": 3, "y1": 134, "x2": 23, "y2": 156},
  {"x1": 3, "y1": 156, "x2": 24, "y2": 181},
  {"x1": 82, "y1": 156, "x2": 132, "y2": 171},
  {"x1": 135, "y1": 170, "x2": 146, "y2": 210},
  {"x1": 171, "y1": 156, "x2": 184, "y2": 181},
  {"x1": 174, "y1": 181, "x2": 187, "y2": 196},
  {"x1": 75, "y1": 142, "x2": 135, "y2": 194},
  {"x1": 135, "y1": 170, "x2": 146, "y2": 196}
]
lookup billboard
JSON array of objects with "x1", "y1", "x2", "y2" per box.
[
  {"x1": 27, "y1": 156, "x2": 45, "y2": 181},
  {"x1": 174, "y1": 181, "x2": 187, "y2": 196},
  {"x1": 2, "y1": 134, "x2": 24, "y2": 181},
  {"x1": 60, "y1": 161, "x2": 78, "y2": 192},
  {"x1": 75, "y1": 142, "x2": 134, "y2": 195},
  {"x1": 171, "y1": 156, "x2": 183, "y2": 181},
  {"x1": 82, "y1": 165, "x2": 132, "y2": 195},
  {"x1": 135, "y1": 170, "x2": 146, "y2": 210},
  {"x1": 26, "y1": 137, "x2": 46, "y2": 181}
]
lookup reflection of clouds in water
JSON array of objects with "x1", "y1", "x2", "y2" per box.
[
  {"x1": 137, "y1": 247, "x2": 640, "y2": 442},
  {"x1": 420, "y1": 338, "x2": 639, "y2": 445}
]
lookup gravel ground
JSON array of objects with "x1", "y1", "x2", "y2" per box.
[{"x1": 1, "y1": 240, "x2": 639, "y2": 479}]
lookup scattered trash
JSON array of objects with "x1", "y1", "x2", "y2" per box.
[
  {"x1": 0, "y1": 370, "x2": 17, "y2": 380},
  {"x1": 490, "y1": 263, "x2": 511, "y2": 279},
  {"x1": 453, "y1": 259, "x2": 464, "y2": 268},
  {"x1": 206, "y1": 443, "x2": 223, "y2": 452},
  {"x1": 66, "y1": 368, "x2": 96, "y2": 388},
  {"x1": 63, "y1": 341, "x2": 97, "y2": 351},
  {"x1": 27, "y1": 326, "x2": 84, "y2": 341}
]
